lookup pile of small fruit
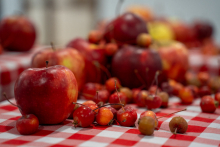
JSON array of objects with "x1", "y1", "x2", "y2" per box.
[{"x1": 0, "y1": 3, "x2": 219, "y2": 137}]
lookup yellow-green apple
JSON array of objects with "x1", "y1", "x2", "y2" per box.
[
  {"x1": 31, "y1": 47, "x2": 85, "y2": 91},
  {"x1": 158, "y1": 42, "x2": 189, "y2": 83},
  {"x1": 14, "y1": 65, "x2": 78, "y2": 124},
  {"x1": 0, "y1": 16, "x2": 36, "y2": 52},
  {"x1": 66, "y1": 38, "x2": 107, "y2": 83}
]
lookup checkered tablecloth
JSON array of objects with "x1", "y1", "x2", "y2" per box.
[
  {"x1": 0, "y1": 46, "x2": 42, "y2": 101},
  {"x1": 0, "y1": 98, "x2": 219, "y2": 147}
]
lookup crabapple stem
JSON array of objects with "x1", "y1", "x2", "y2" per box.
[
  {"x1": 134, "y1": 69, "x2": 147, "y2": 88},
  {"x1": 115, "y1": 0, "x2": 124, "y2": 16},
  {"x1": 93, "y1": 103, "x2": 124, "y2": 112},
  {"x1": 50, "y1": 42, "x2": 55, "y2": 51},
  {"x1": 72, "y1": 102, "x2": 86, "y2": 107},
  {"x1": 149, "y1": 71, "x2": 160, "y2": 95},
  {"x1": 96, "y1": 91, "x2": 99, "y2": 102},
  {"x1": 3, "y1": 93, "x2": 22, "y2": 112},
  {"x1": 174, "y1": 127, "x2": 177, "y2": 135},
  {"x1": 93, "y1": 61, "x2": 111, "y2": 78},
  {"x1": 46, "y1": 61, "x2": 49, "y2": 68},
  {"x1": 157, "y1": 109, "x2": 187, "y2": 119},
  {"x1": 115, "y1": 80, "x2": 125, "y2": 111}
]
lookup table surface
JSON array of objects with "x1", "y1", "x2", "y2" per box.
[{"x1": 0, "y1": 97, "x2": 219, "y2": 147}]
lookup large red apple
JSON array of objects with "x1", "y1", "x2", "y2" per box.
[
  {"x1": 111, "y1": 45, "x2": 165, "y2": 89},
  {"x1": 0, "y1": 16, "x2": 36, "y2": 52},
  {"x1": 31, "y1": 47, "x2": 85, "y2": 91},
  {"x1": 67, "y1": 38, "x2": 106, "y2": 83},
  {"x1": 103, "y1": 12, "x2": 148, "y2": 46},
  {"x1": 14, "y1": 65, "x2": 78, "y2": 124},
  {"x1": 158, "y1": 42, "x2": 189, "y2": 83}
]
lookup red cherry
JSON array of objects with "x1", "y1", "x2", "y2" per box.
[
  {"x1": 109, "y1": 92, "x2": 127, "y2": 110},
  {"x1": 73, "y1": 105, "x2": 95, "y2": 127},
  {"x1": 200, "y1": 96, "x2": 219, "y2": 113},
  {"x1": 16, "y1": 114, "x2": 39, "y2": 135},
  {"x1": 135, "y1": 90, "x2": 148, "y2": 107},
  {"x1": 145, "y1": 95, "x2": 162, "y2": 110},
  {"x1": 96, "y1": 107, "x2": 114, "y2": 126},
  {"x1": 117, "y1": 106, "x2": 137, "y2": 127}
]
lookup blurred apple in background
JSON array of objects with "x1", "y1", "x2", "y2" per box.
[
  {"x1": 14, "y1": 65, "x2": 78, "y2": 124},
  {"x1": 0, "y1": 16, "x2": 36, "y2": 52},
  {"x1": 31, "y1": 47, "x2": 85, "y2": 91},
  {"x1": 158, "y1": 42, "x2": 189, "y2": 83},
  {"x1": 111, "y1": 45, "x2": 165, "y2": 89},
  {"x1": 104, "y1": 12, "x2": 148, "y2": 46},
  {"x1": 67, "y1": 38, "x2": 107, "y2": 84},
  {"x1": 0, "y1": 43, "x2": 3, "y2": 54}
]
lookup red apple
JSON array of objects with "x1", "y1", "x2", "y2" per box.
[
  {"x1": 0, "y1": 16, "x2": 36, "y2": 52},
  {"x1": 67, "y1": 38, "x2": 107, "y2": 83},
  {"x1": 16, "y1": 114, "x2": 39, "y2": 135},
  {"x1": 31, "y1": 47, "x2": 85, "y2": 91},
  {"x1": 14, "y1": 65, "x2": 78, "y2": 124},
  {"x1": 111, "y1": 45, "x2": 165, "y2": 89},
  {"x1": 104, "y1": 12, "x2": 148, "y2": 46}
]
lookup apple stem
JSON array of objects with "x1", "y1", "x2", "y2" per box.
[
  {"x1": 93, "y1": 103, "x2": 124, "y2": 112},
  {"x1": 115, "y1": 0, "x2": 124, "y2": 16},
  {"x1": 72, "y1": 102, "x2": 86, "y2": 107},
  {"x1": 115, "y1": 80, "x2": 125, "y2": 111},
  {"x1": 93, "y1": 61, "x2": 111, "y2": 79},
  {"x1": 3, "y1": 93, "x2": 22, "y2": 111},
  {"x1": 157, "y1": 108, "x2": 187, "y2": 119},
  {"x1": 46, "y1": 61, "x2": 49, "y2": 68},
  {"x1": 134, "y1": 69, "x2": 147, "y2": 88},
  {"x1": 50, "y1": 42, "x2": 55, "y2": 51}
]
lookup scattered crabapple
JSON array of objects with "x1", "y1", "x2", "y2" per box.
[
  {"x1": 109, "y1": 92, "x2": 127, "y2": 110},
  {"x1": 200, "y1": 96, "x2": 219, "y2": 113},
  {"x1": 169, "y1": 116, "x2": 188, "y2": 134},
  {"x1": 96, "y1": 107, "x2": 114, "y2": 126},
  {"x1": 117, "y1": 106, "x2": 137, "y2": 127},
  {"x1": 138, "y1": 116, "x2": 155, "y2": 135}
]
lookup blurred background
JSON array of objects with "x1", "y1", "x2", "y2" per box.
[{"x1": 0, "y1": 0, "x2": 220, "y2": 46}]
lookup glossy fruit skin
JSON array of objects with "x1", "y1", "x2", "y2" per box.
[
  {"x1": 109, "y1": 92, "x2": 127, "y2": 110},
  {"x1": 104, "y1": 12, "x2": 148, "y2": 46},
  {"x1": 135, "y1": 90, "x2": 148, "y2": 107},
  {"x1": 107, "y1": 107, "x2": 117, "y2": 119},
  {"x1": 120, "y1": 87, "x2": 133, "y2": 103},
  {"x1": 112, "y1": 45, "x2": 164, "y2": 89},
  {"x1": 16, "y1": 114, "x2": 39, "y2": 135},
  {"x1": 31, "y1": 48, "x2": 85, "y2": 91},
  {"x1": 73, "y1": 106, "x2": 95, "y2": 127},
  {"x1": 215, "y1": 92, "x2": 220, "y2": 104},
  {"x1": 169, "y1": 116, "x2": 188, "y2": 134},
  {"x1": 149, "y1": 86, "x2": 161, "y2": 95},
  {"x1": 145, "y1": 95, "x2": 162, "y2": 110},
  {"x1": 140, "y1": 111, "x2": 158, "y2": 127},
  {"x1": 95, "y1": 90, "x2": 110, "y2": 104},
  {"x1": 0, "y1": 16, "x2": 36, "y2": 52},
  {"x1": 81, "y1": 83, "x2": 103, "y2": 100},
  {"x1": 96, "y1": 107, "x2": 113, "y2": 126},
  {"x1": 105, "y1": 77, "x2": 121, "y2": 93},
  {"x1": 178, "y1": 87, "x2": 194, "y2": 104},
  {"x1": 157, "y1": 92, "x2": 169, "y2": 108},
  {"x1": 200, "y1": 96, "x2": 219, "y2": 113},
  {"x1": 117, "y1": 106, "x2": 137, "y2": 127},
  {"x1": 88, "y1": 30, "x2": 103, "y2": 44},
  {"x1": 105, "y1": 43, "x2": 118, "y2": 56},
  {"x1": 138, "y1": 116, "x2": 155, "y2": 135},
  {"x1": 14, "y1": 65, "x2": 78, "y2": 124}
]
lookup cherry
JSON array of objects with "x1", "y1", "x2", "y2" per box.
[
  {"x1": 198, "y1": 86, "x2": 211, "y2": 97},
  {"x1": 200, "y1": 96, "x2": 219, "y2": 113},
  {"x1": 81, "y1": 83, "x2": 103, "y2": 100},
  {"x1": 169, "y1": 116, "x2": 188, "y2": 134},
  {"x1": 136, "y1": 33, "x2": 152, "y2": 47},
  {"x1": 117, "y1": 106, "x2": 137, "y2": 127},
  {"x1": 94, "y1": 90, "x2": 110, "y2": 104},
  {"x1": 215, "y1": 92, "x2": 220, "y2": 104},
  {"x1": 88, "y1": 30, "x2": 103, "y2": 44},
  {"x1": 120, "y1": 87, "x2": 133, "y2": 103},
  {"x1": 178, "y1": 87, "x2": 194, "y2": 104},
  {"x1": 104, "y1": 43, "x2": 118, "y2": 56},
  {"x1": 138, "y1": 116, "x2": 155, "y2": 135},
  {"x1": 135, "y1": 90, "x2": 148, "y2": 107},
  {"x1": 140, "y1": 111, "x2": 158, "y2": 128},
  {"x1": 105, "y1": 77, "x2": 121, "y2": 93},
  {"x1": 157, "y1": 92, "x2": 169, "y2": 108},
  {"x1": 109, "y1": 92, "x2": 127, "y2": 110},
  {"x1": 73, "y1": 105, "x2": 95, "y2": 127},
  {"x1": 16, "y1": 114, "x2": 39, "y2": 135},
  {"x1": 3, "y1": 93, "x2": 39, "y2": 135},
  {"x1": 96, "y1": 107, "x2": 114, "y2": 126}
]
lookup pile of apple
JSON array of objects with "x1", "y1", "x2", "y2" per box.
[{"x1": 1, "y1": 5, "x2": 220, "y2": 136}]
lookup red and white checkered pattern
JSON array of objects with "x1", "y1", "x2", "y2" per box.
[
  {"x1": 0, "y1": 98, "x2": 219, "y2": 147},
  {"x1": 0, "y1": 46, "x2": 42, "y2": 101}
]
